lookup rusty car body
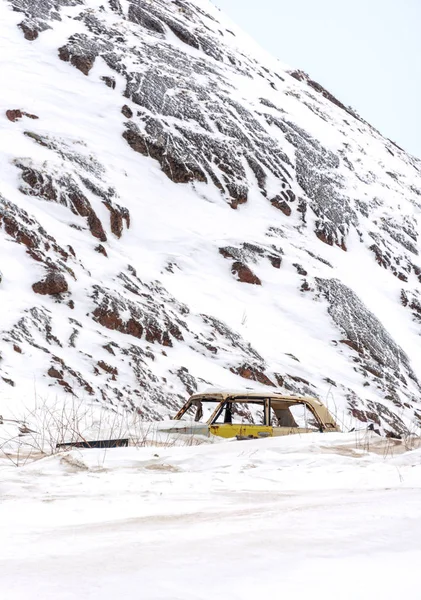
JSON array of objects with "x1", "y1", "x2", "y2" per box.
[{"x1": 159, "y1": 391, "x2": 340, "y2": 440}]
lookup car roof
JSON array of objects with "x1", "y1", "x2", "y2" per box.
[{"x1": 189, "y1": 391, "x2": 324, "y2": 406}]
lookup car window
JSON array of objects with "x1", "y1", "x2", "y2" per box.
[
  {"x1": 271, "y1": 403, "x2": 320, "y2": 430},
  {"x1": 179, "y1": 403, "x2": 198, "y2": 420},
  {"x1": 213, "y1": 402, "x2": 264, "y2": 425},
  {"x1": 289, "y1": 404, "x2": 320, "y2": 429}
]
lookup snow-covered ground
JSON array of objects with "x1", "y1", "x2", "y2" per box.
[{"x1": 2, "y1": 432, "x2": 421, "y2": 599}]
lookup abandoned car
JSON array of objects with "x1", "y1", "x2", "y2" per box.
[{"x1": 158, "y1": 391, "x2": 340, "y2": 439}]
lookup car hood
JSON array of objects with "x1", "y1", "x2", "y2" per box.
[{"x1": 155, "y1": 420, "x2": 210, "y2": 437}]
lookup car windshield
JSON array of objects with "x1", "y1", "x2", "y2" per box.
[{"x1": 179, "y1": 400, "x2": 222, "y2": 423}]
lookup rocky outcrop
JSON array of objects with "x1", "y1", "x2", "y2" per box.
[
  {"x1": 231, "y1": 262, "x2": 261, "y2": 285},
  {"x1": 271, "y1": 196, "x2": 292, "y2": 216},
  {"x1": 6, "y1": 109, "x2": 38, "y2": 122},
  {"x1": 91, "y1": 282, "x2": 185, "y2": 347},
  {"x1": 288, "y1": 69, "x2": 361, "y2": 122},
  {"x1": 33, "y1": 271, "x2": 68, "y2": 295},
  {"x1": 33, "y1": 3, "x2": 295, "y2": 207},
  {"x1": 58, "y1": 39, "x2": 97, "y2": 76},
  {"x1": 219, "y1": 243, "x2": 283, "y2": 276},
  {"x1": 103, "y1": 202, "x2": 130, "y2": 239},
  {"x1": 401, "y1": 290, "x2": 421, "y2": 323},
  {"x1": 231, "y1": 363, "x2": 275, "y2": 387},
  {"x1": 16, "y1": 162, "x2": 108, "y2": 242},
  {"x1": 18, "y1": 21, "x2": 39, "y2": 40},
  {"x1": 316, "y1": 277, "x2": 421, "y2": 424},
  {"x1": 0, "y1": 194, "x2": 71, "y2": 266},
  {"x1": 317, "y1": 278, "x2": 414, "y2": 376},
  {"x1": 123, "y1": 123, "x2": 208, "y2": 186}
]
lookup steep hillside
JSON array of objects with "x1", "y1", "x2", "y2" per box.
[{"x1": 1, "y1": 0, "x2": 421, "y2": 435}]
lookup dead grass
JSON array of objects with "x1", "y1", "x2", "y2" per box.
[{"x1": 0, "y1": 397, "x2": 204, "y2": 467}]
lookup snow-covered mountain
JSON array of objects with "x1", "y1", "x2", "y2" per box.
[{"x1": 1, "y1": 0, "x2": 421, "y2": 436}]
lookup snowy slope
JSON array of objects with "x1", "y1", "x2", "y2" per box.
[
  {"x1": 2, "y1": 434, "x2": 421, "y2": 599},
  {"x1": 1, "y1": 0, "x2": 421, "y2": 435}
]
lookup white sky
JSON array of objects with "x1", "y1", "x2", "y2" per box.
[{"x1": 215, "y1": 0, "x2": 421, "y2": 159}]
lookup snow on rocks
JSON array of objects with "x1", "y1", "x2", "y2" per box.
[
  {"x1": 32, "y1": 270, "x2": 68, "y2": 295},
  {"x1": 0, "y1": 0, "x2": 420, "y2": 435}
]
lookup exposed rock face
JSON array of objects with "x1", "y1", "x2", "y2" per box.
[
  {"x1": 97, "y1": 360, "x2": 118, "y2": 377},
  {"x1": 231, "y1": 364, "x2": 275, "y2": 387},
  {"x1": 288, "y1": 69, "x2": 361, "y2": 121},
  {"x1": 123, "y1": 124, "x2": 209, "y2": 186},
  {"x1": 45, "y1": 2, "x2": 294, "y2": 206},
  {"x1": 231, "y1": 262, "x2": 261, "y2": 285},
  {"x1": 33, "y1": 271, "x2": 68, "y2": 295},
  {"x1": 317, "y1": 278, "x2": 415, "y2": 382},
  {"x1": 1, "y1": 0, "x2": 421, "y2": 435},
  {"x1": 271, "y1": 197, "x2": 292, "y2": 216},
  {"x1": 48, "y1": 366, "x2": 63, "y2": 378},
  {"x1": 16, "y1": 162, "x2": 108, "y2": 242},
  {"x1": 104, "y1": 202, "x2": 130, "y2": 238},
  {"x1": 315, "y1": 278, "x2": 421, "y2": 433},
  {"x1": 6, "y1": 109, "x2": 38, "y2": 122},
  {"x1": 121, "y1": 105, "x2": 133, "y2": 119},
  {"x1": 220, "y1": 243, "x2": 283, "y2": 274},
  {"x1": 58, "y1": 43, "x2": 96, "y2": 76},
  {"x1": 18, "y1": 21, "x2": 39, "y2": 40},
  {"x1": 0, "y1": 194, "x2": 71, "y2": 266}
]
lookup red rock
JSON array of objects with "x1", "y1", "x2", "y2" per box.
[
  {"x1": 231, "y1": 261, "x2": 261, "y2": 285},
  {"x1": 268, "y1": 255, "x2": 281, "y2": 268},
  {"x1": 103, "y1": 202, "x2": 130, "y2": 238},
  {"x1": 231, "y1": 363, "x2": 275, "y2": 387},
  {"x1": 58, "y1": 46, "x2": 96, "y2": 76},
  {"x1": 95, "y1": 244, "x2": 108, "y2": 257},
  {"x1": 33, "y1": 271, "x2": 68, "y2": 295},
  {"x1": 48, "y1": 366, "x2": 63, "y2": 379},
  {"x1": 271, "y1": 197, "x2": 291, "y2": 216},
  {"x1": 229, "y1": 195, "x2": 248, "y2": 209},
  {"x1": 97, "y1": 360, "x2": 118, "y2": 376},
  {"x1": 6, "y1": 109, "x2": 39, "y2": 122},
  {"x1": 18, "y1": 22, "x2": 39, "y2": 41},
  {"x1": 316, "y1": 229, "x2": 334, "y2": 246},
  {"x1": 6, "y1": 109, "x2": 23, "y2": 122}
]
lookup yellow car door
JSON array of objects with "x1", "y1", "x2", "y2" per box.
[
  {"x1": 209, "y1": 424, "x2": 273, "y2": 439},
  {"x1": 272, "y1": 426, "x2": 315, "y2": 437}
]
